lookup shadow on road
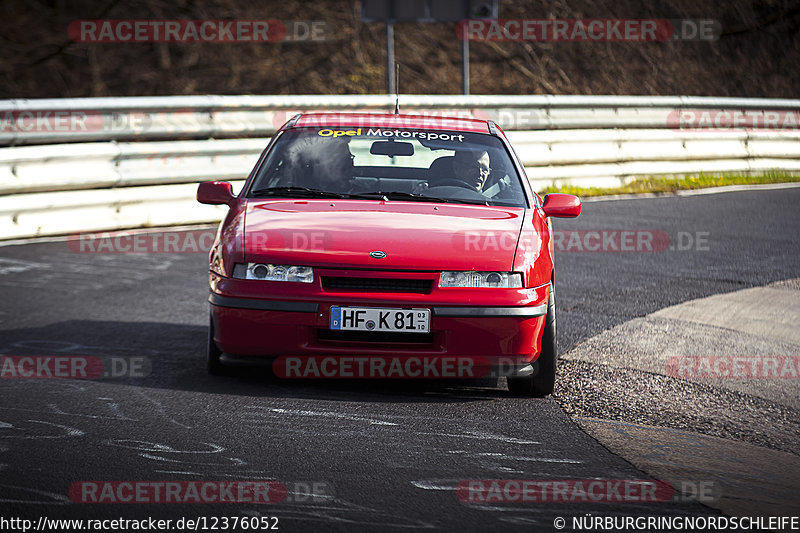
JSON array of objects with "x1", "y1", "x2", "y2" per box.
[{"x1": 0, "y1": 320, "x2": 521, "y2": 404}]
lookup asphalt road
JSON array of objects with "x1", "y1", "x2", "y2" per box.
[{"x1": 1, "y1": 186, "x2": 798, "y2": 532}]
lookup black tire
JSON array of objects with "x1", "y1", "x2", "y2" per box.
[
  {"x1": 207, "y1": 314, "x2": 225, "y2": 375},
  {"x1": 507, "y1": 285, "x2": 556, "y2": 397}
]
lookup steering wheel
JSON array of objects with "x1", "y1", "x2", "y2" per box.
[
  {"x1": 426, "y1": 185, "x2": 490, "y2": 203},
  {"x1": 435, "y1": 178, "x2": 478, "y2": 190}
]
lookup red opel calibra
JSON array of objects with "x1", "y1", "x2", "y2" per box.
[{"x1": 197, "y1": 113, "x2": 580, "y2": 396}]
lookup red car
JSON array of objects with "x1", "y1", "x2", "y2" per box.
[{"x1": 197, "y1": 113, "x2": 580, "y2": 396}]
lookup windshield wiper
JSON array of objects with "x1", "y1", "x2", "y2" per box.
[
  {"x1": 345, "y1": 191, "x2": 488, "y2": 205},
  {"x1": 345, "y1": 191, "x2": 441, "y2": 202},
  {"x1": 250, "y1": 186, "x2": 346, "y2": 199}
]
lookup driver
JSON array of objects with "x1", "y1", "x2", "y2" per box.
[{"x1": 452, "y1": 149, "x2": 491, "y2": 192}]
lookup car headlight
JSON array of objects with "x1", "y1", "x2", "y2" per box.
[
  {"x1": 232, "y1": 263, "x2": 314, "y2": 283},
  {"x1": 439, "y1": 271, "x2": 522, "y2": 288}
]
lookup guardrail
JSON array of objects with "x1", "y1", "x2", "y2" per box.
[
  {"x1": 1, "y1": 95, "x2": 799, "y2": 240},
  {"x1": 4, "y1": 94, "x2": 800, "y2": 146}
]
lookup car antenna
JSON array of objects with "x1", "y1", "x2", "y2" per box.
[{"x1": 394, "y1": 63, "x2": 400, "y2": 115}]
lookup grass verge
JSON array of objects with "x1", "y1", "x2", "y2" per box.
[{"x1": 538, "y1": 171, "x2": 800, "y2": 197}]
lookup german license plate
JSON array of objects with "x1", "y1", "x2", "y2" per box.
[{"x1": 330, "y1": 307, "x2": 430, "y2": 333}]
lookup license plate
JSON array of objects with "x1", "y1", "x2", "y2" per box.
[{"x1": 330, "y1": 307, "x2": 430, "y2": 333}]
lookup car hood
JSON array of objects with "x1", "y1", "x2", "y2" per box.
[{"x1": 243, "y1": 200, "x2": 527, "y2": 271}]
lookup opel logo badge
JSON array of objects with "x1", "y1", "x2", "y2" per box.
[{"x1": 370, "y1": 251, "x2": 387, "y2": 259}]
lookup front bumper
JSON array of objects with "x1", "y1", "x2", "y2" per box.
[{"x1": 208, "y1": 270, "x2": 550, "y2": 365}]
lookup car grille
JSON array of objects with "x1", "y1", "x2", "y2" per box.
[{"x1": 322, "y1": 276, "x2": 432, "y2": 294}]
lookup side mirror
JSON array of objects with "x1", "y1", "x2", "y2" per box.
[
  {"x1": 197, "y1": 181, "x2": 235, "y2": 205},
  {"x1": 542, "y1": 193, "x2": 581, "y2": 218}
]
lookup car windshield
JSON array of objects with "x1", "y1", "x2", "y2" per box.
[{"x1": 248, "y1": 127, "x2": 528, "y2": 207}]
